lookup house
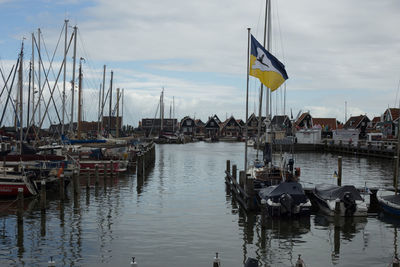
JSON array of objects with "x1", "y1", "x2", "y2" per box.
[
  {"x1": 220, "y1": 116, "x2": 242, "y2": 137},
  {"x1": 271, "y1": 115, "x2": 292, "y2": 136},
  {"x1": 180, "y1": 116, "x2": 196, "y2": 136},
  {"x1": 195, "y1": 119, "x2": 206, "y2": 136},
  {"x1": 102, "y1": 116, "x2": 122, "y2": 135},
  {"x1": 246, "y1": 113, "x2": 265, "y2": 137},
  {"x1": 204, "y1": 115, "x2": 221, "y2": 138},
  {"x1": 343, "y1": 115, "x2": 370, "y2": 139},
  {"x1": 379, "y1": 108, "x2": 400, "y2": 139},
  {"x1": 312, "y1": 118, "x2": 337, "y2": 138},
  {"x1": 294, "y1": 112, "x2": 312, "y2": 129}
]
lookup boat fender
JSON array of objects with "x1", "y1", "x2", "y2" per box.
[
  {"x1": 295, "y1": 167, "x2": 301, "y2": 177},
  {"x1": 244, "y1": 257, "x2": 259, "y2": 267},
  {"x1": 343, "y1": 192, "x2": 356, "y2": 216},
  {"x1": 130, "y1": 257, "x2": 138, "y2": 267}
]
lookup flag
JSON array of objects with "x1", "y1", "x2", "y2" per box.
[{"x1": 249, "y1": 35, "x2": 288, "y2": 91}]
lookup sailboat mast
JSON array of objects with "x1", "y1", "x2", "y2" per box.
[
  {"x1": 122, "y1": 89, "x2": 124, "y2": 129},
  {"x1": 18, "y1": 42, "x2": 24, "y2": 154},
  {"x1": 70, "y1": 25, "x2": 77, "y2": 133},
  {"x1": 62, "y1": 19, "x2": 68, "y2": 136},
  {"x1": 97, "y1": 83, "x2": 101, "y2": 134},
  {"x1": 244, "y1": 28, "x2": 251, "y2": 170},
  {"x1": 27, "y1": 61, "x2": 31, "y2": 129},
  {"x1": 109, "y1": 71, "x2": 113, "y2": 134},
  {"x1": 77, "y1": 58, "x2": 83, "y2": 139},
  {"x1": 116, "y1": 88, "x2": 120, "y2": 138},
  {"x1": 100, "y1": 65, "x2": 106, "y2": 133},
  {"x1": 256, "y1": 0, "x2": 270, "y2": 159},
  {"x1": 38, "y1": 28, "x2": 41, "y2": 130},
  {"x1": 31, "y1": 33, "x2": 35, "y2": 126}
]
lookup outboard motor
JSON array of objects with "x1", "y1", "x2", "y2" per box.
[
  {"x1": 288, "y1": 158, "x2": 294, "y2": 173},
  {"x1": 279, "y1": 193, "x2": 294, "y2": 216},
  {"x1": 343, "y1": 192, "x2": 356, "y2": 216},
  {"x1": 263, "y1": 143, "x2": 272, "y2": 165},
  {"x1": 244, "y1": 257, "x2": 259, "y2": 267}
]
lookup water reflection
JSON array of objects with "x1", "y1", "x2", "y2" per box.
[
  {"x1": 314, "y1": 215, "x2": 368, "y2": 264},
  {"x1": 0, "y1": 143, "x2": 398, "y2": 266}
]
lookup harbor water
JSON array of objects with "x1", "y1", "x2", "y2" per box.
[{"x1": 0, "y1": 142, "x2": 398, "y2": 266}]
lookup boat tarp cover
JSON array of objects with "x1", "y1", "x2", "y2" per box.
[
  {"x1": 259, "y1": 182, "x2": 308, "y2": 204},
  {"x1": 315, "y1": 184, "x2": 363, "y2": 201}
]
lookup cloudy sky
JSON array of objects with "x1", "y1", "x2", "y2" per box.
[{"x1": 1, "y1": 0, "x2": 400, "y2": 127}]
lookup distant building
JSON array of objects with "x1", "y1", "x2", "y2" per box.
[
  {"x1": 204, "y1": 115, "x2": 221, "y2": 138},
  {"x1": 343, "y1": 115, "x2": 370, "y2": 139},
  {"x1": 312, "y1": 118, "x2": 337, "y2": 138},
  {"x1": 220, "y1": 116, "x2": 242, "y2": 137},
  {"x1": 141, "y1": 118, "x2": 178, "y2": 136},
  {"x1": 271, "y1": 115, "x2": 292, "y2": 136},
  {"x1": 180, "y1": 116, "x2": 196, "y2": 136}
]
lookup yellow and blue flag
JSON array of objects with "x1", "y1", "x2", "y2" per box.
[{"x1": 250, "y1": 35, "x2": 288, "y2": 91}]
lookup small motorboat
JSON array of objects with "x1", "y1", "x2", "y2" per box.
[
  {"x1": 312, "y1": 184, "x2": 367, "y2": 217},
  {"x1": 258, "y1": 181, "x2": 311, "y2": 217},
  {"x1": 377, "y1": 190, "x2": 400, "y2": 217}
]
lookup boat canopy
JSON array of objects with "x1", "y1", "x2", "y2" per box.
[
  {"x1": 315, "y1": 184, "x2": 363, "y2": 201},
  {"x1": 259, "y1": 181, "x2": 308, "y2": 203}
]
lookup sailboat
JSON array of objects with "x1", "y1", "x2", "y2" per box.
[{"x1": 244, "y1": 0, "x2": 309, "y2": 216}]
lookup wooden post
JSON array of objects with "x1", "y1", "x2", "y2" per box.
[
  {"x1": 17, "y1": 188, "x2": 24, "y2": 223},
  {"x1": 86, "y1": 167, "x2": 91, "y2": 189},
  {"x1": 95, "y1": 164, "x2": 99, "y2": 186},
  {"x1": 40, "y1": 180, "x2": 46, "y2": 211},
  {"x1": 337, "y1": 156, "x2": 342, "y2": 187},
  {"x1": 232, "y1": 164, "x2": 237, "y2": 182},
  {"x1": 110, "y1": 160, "x2": 114, "y2": 177},
  {"x1": 261, "y1": 198, "x2": 267, "y2": 228},
  {"x1": 103, "y1": 163, "x2": 107, "y2": 177},
  {"x1": 213, "y1": 252, "x2": 221, "y2": 267},
  {"x1": 245, "y1": 175, "x2": 255, "y2": 210},
  {"x1": 239, "y1": 170, "x2": 245, "y2": 188},
  {"x1": 226, "y1": 160, "x2": 231, "y2": 175},
  {"x1": 59, "y1": 174, "x2": 65, "y2": 200},
  {"x1": 394, "y1": 156, "x2": 399, "y2": 193}
]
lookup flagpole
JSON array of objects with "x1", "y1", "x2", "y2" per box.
[{"x1": 245, "y1": 28, "x2": 251, "y2": 171}]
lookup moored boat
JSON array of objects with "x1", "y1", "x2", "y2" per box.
[
  {"x1": 377, "y1": 190, "x2": 400, "y2": 217},
  {"x1": 312, "y1": 184, "x2": 368, "y2": 217},
  {"x1": 258, "y1": 181, "x2": 311, "y2": 217}
]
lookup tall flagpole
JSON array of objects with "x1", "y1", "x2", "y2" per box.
[{"x1": 245, "y1": 28, "x2": 251, "y2": 170}]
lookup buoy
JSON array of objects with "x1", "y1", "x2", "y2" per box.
[
  {"x1": 130, "y1": 257, "x2": 138, "y2": 267},
  {"x1": 48, "y1": 256, "x2": 56, "y2": 267},
  {"x1": 213, "y1": 252, "x2": 221, "y2": 267},
  {"x1": 295, "y1": 254, "x2": 305, "y2": 267}
]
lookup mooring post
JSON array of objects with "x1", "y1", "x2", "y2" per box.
[
  {"x1": 40, "y1": 180, "x2": 46, "y2": 211},
  {"x1": 394, "y1": 156, "x2": 398, "y2": 193},
  {"x1": 59, "y1": 174, "x2": 65, "y2": 200},
  {"x1": 337, "y1": 156, "x2": 342, "y2": 186},
  {"x1": 245, "y1": 175, "x2": 255, "y2": 210},
  {"x1": 232, "y1": 164, "x2": 237, "y2": 182},
  {"x1": 239, "y1": 170, "x2": 245, "y2": 188},
  {"x1": 86, "y1": 167, "x2": 91, "y2": 190},
  {"x1": 110, "y1": 160, "x2": 114, "y2": 177},
  {"x1": 95, "y1": 164, "x2": 99, "y2": 186},
  {"x1": 103, "y1": 163, "x2": 107, "y2": 177},
  {"x1": 213, "y1": 252, "x2": 221, "y2": 267},
  {"x1": 137, "y1": 153, "x2": 143, "y2": 177},
  {"x1": 226, "y1": 160, "x2": 231, "y2": 176},
  {"x1": 17, "y1": 188, "x2": 24, "y2": 223},
  {"x1": 261, "y1": 198, "x2": 267, "y2": 228}
]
